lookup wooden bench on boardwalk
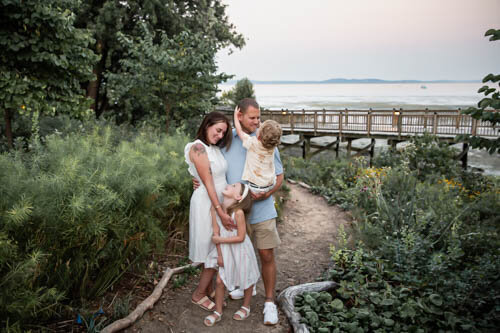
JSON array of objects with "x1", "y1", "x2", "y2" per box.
[{"x1": 218, "y1": 108, "x2": 499, "y2": 167}]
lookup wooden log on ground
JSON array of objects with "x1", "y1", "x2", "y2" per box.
[
  {"x1": 277, "y1": 281, "x2": 337, "y2": 333},
  {"x1": 101, "y1": 262, "x2": 201, "y2": 333}
]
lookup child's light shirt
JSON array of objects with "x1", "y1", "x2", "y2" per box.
[{"x1": 240, "y1": 133, "x2": 275, "y2": 187}]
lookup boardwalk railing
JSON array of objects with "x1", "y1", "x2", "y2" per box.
[{"x1": 253, "y1": 109, "x2": 499, "y2": 139}]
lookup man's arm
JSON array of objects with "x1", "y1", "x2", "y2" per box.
[
  {"x1": 250, "y1": 173, "x2": 283, "y2": 201},
  {"x1": 251, "y1": 146, "x2": 284, "y2": 201}
]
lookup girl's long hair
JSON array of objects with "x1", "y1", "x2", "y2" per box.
[{"x1": 226, "y1": 183, "x2": 253, "y2": 219}]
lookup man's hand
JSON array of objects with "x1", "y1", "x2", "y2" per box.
[
  {"x1": 219, "y1": 210, "x2": 236, "y2": 231},
  {"x1": 251, "y1": 191, "x2": 269, "y2": 201},
  {"x1": 234, "y1": 105, "x2": 240, "y2": 116},
  {"x1": 192, "y1": 177, "x2": 200, "y2": 190}
]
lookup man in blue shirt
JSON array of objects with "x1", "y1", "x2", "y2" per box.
[{"x1": 221, "y1": 98, "x2": 283, "y2": 325}]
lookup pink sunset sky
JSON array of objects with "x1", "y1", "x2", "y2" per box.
[{"x1": 217, "y1": 0, "x2": 500, "y2": 81}]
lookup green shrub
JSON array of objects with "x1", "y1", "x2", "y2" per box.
[
  {"x1": 0, "y1": 124, "x2": 192, "y2": 328},
  {"x1": 286, "y1": 135, "x2": 500, "y2": 331}
]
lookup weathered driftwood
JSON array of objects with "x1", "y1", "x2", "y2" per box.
[
  {"x1": 101, "y1": 262, "x2": 201, "y2": 333},
  {"x1": 277, "y1": 281, "x2": 337, "y2": 333}
]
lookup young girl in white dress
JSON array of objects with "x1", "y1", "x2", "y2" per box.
[{"x1": 203, "y1": 182, "x2": 260, "y2": 326}]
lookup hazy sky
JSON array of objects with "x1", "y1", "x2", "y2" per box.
[{"x1": 216, "y1": 0, "x2": 500, "y2": 81}]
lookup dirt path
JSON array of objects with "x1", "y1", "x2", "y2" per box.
[{"x1": 124, "y1": 182, "x2": 350, "y2": 333}]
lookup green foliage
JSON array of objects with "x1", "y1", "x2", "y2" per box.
[
  {"x1": 106, "y1": 26, "x2": 229, "y2": 133},
  {"x1": 457, "y1": 28, "x2": 500, "y2": 154},
  {"x1": 0, "y1": 123, "x2": 192, "y2": 328},
  {"x1": 0, "y1": 0, "x2": 98, "y2": 146},
  {"x1": 286, "y1": 136, "x2": 500, "y2": 331},
  {"x1": 74, "y1": 0, "x2": 245, "y2": 124},
  {"x1": 220, "y1": 78, "x2": 256, "y2": 106}
]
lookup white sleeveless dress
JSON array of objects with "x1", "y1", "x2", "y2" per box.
[
  {"x1": 205, "y1": 212, "x2": 260, "y2": 291},
  {"x1": 184, "y1": 139, "x2": 228, "y2": 263}
]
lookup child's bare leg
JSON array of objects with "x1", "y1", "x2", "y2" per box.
[
  {"x1": 215, "y1": 272, "x2": 226, "y2": 314},
  {"x1": 233, "y1": 284, "x2": 253, "y2": 320}
]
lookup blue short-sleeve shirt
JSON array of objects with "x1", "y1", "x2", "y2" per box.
[{"x1": 222, "y1": 129, "x2": 283, "y2": 224}]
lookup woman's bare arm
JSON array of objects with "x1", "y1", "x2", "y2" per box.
[{"x1": 190, "y1": 143, "x2": 234, "y2": 229}]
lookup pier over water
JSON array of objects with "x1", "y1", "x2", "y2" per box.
[{"x1": 219, "y1": 108, "x2": 499, "y2": 167}]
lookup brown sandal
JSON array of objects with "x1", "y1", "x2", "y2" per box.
[{"x1": 191, "y1": 295, "x2": 215, "y2": 311}]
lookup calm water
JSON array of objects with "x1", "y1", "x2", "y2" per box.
[
  {"x1": 219, "y1": 82, "x2": 499, "y2": 175},
  {"x1": 220, "y1": 82, "x2": 484, "y2": 110}
]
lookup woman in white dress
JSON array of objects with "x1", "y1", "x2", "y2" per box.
[{"x1": 184, "y1": 111, "x2": 233, "y2": 311}]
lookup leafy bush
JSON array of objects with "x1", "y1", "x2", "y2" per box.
[
  {"x1": 0, "y1": 124, "x2": 192, "y2": 328},
  {"x1": 284, "y1": 135, "x2": 500, "y2": 332}
]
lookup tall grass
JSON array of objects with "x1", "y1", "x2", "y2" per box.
[{"x1": 0, "y1": 124, "x2": 192, "y2": 327}]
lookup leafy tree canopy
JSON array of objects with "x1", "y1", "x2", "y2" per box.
[
  {"x1": 74, "y1": 0, "x2": 245, "y2": 124},
  {"x1": 0, "y1": 0, "x2": 99, "y2": 147},
  {"x1": 106, "y1": 25, "x2": 231, "y2": 133},
  {"x1": 220, "y1": 77, "x2": 256, "y2": 107},
  {"x1": 458, "y1": 28, "x2": 500, "y2": 154}
]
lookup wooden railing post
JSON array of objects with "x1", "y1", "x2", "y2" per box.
[
  {"x1": 339, "y1": 111, "x2": 343, "y2": 137},
  {"x1": 344, "y1": 108, "x2": 349, "y2": 125},
  {"x1": 471, "y1": 118, "x2": 478, "y2": 136},
  {"x1": 455, "y1": 108, "x2": 461, "y2": 130},
  {"x1": 367, "y1": 108, "x2": 372, "y2": 136},
  {"x1": 397, "y1": 110, "x2": 402, "y2": 137},
  {"x1": 322, "y1": 109, "x2": 326, "y2": 127},
  {"x1": 424, "y1": 108, "x2": 428, "y2": 130},
  {"x1": 290, "y1": 110, "x2": 294, "y2": 134},
  {"x1": 433, "y1": 112, "x2": 438, "y2": 135},
  {"x1": 314, "y1": 110, "x2": 318, "y2": 135}
]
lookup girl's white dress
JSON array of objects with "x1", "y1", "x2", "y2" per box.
[
  {"x1": 184, "y1": 139, "x2": 228, "y2": 263},
  {"x1": 205, "y1": 212, "x2": 260, "y2": 291}
]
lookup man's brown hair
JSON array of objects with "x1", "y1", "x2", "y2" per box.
[{"x1": 237, "y1": 98, "x2": 259, "y2": 113}]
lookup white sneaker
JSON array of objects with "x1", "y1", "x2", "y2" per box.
[
  {"x1": 263, "y1": 301, "x2": 279, "y2": 325},
  {"x1": 229, "y1": 285, "x2": 257, "y2": 300}
]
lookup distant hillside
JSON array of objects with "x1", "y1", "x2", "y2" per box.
[{"x1": 223, "y1": 78, "x2": 479, "y2": 84}]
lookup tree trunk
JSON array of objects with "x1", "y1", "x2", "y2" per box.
[
  {"x1": 87, "y1": 40, "x2": 104, "y2": 117},
  {"x1": 4, "y1": 109, "x2": 13, "y2": 149},
  {"x1": 164, "y1": 101, "x2": 172, "y2": 134},
  {"x1": 277, "y1": 281, "x2": 337, "y2": 333}
]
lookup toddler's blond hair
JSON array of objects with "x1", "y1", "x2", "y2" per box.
[{"x1": 259, "y1": 120, "x2": 282, "y2": 149}]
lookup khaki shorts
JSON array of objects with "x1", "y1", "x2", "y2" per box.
[{"x1": 246, "y1": 218, "x2": 281, "y2": 250}]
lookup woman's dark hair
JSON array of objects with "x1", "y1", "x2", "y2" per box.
[{"x1": 195, "y1": 111, "x2": 232, "y2": 149}]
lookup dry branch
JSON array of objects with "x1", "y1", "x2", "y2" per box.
[
  {"x1": 101, "y1": 262, "x2": 201, "y2": 333},
  {"x1": 277, "y1": 281, "x2": 337, "y2": 333}
]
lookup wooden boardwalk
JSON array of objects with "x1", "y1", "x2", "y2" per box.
[
  {"x1": 259, "y1": 109, "x2": 498, "y2": 139},
  {"x1": 218, "y1": 108, "x2": 499, "y2": 165}
]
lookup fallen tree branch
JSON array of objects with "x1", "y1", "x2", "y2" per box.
[
  {"x1": 277, "y1": 281, "x2": 337, "y2": 333},
  {"x1": 101, "y1": 262, "x2": 201, "y2": 333}
]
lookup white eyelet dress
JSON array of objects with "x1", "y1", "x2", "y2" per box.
[
  {"x1": 184, "y1": 139, "x2": 228, "y2": 264},
  {"x1": 205, "y1": 212, "x2": 261, "y2": 292}
]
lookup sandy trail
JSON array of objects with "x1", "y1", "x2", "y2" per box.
[{"x1": 124, "y1": 182, "x2": 350, "y2": 333}]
